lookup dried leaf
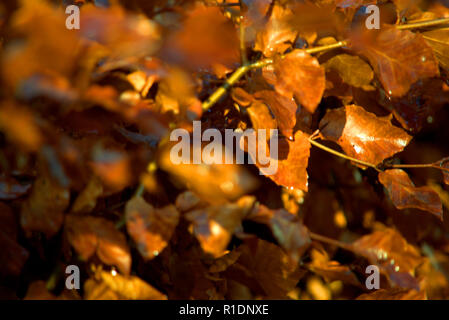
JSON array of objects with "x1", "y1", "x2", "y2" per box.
[
  {"x1": 378, "y1": 169, "x2": 443, "y2": 217},
  {"x1": 65, "y1": 215, "x2": 131, "y2": 274},
  {"x1": 351, "y1": 227, "x2": 424, "y2": 289},
  {"x1": 254, "y1": 90, "x2": 298, "y2": 138},
  {"x1": 21, "y1": 167, "x2": 70, "y2": 237},
  {"x1": 422, "y1": 28, "x2": 449, "y2": 70},
  {"x1": 268, "y1": 49, "x2": 325, "y2": 114},
  {"x1": 85, "y1": 271, "x2": 166, "y2": 300},
  {"x1": 354, "y1": 27, "x2": 439, "y2": 97},
  {"x1": 324, "y1": 54, "x2": 373, "y2": 88},
  {"x1": 254, "y1": 4, "x2": 297, "y2": 57},
  {"x1": 320, "y1": 105, "x2": 412, "y2": 166},
  {"x1": 247, "y1": 204, "x2": 311, "y2": 262},
  {"x1": 125, "y1": 196, "x2": 179, "y2": 260},
  {"x1": 71, "y1": 176, "x2": 103, "y2": 214},
  {"x1": 185, "y1": 197, "x2": 254, "y2": 258}
]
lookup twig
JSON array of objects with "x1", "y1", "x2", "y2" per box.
[
  {"x1": 308, "y1": 137, "x2": 380, "y2": 171},
  {"x1": 397, "y1": 17, "x2": 449, "y2": 30},
  {"x1": 309, "y1": 232, "x2": 351, "y2": 250},
  {"x1": 202, "y1": 41, "x2": 347, "y2": 110},
  {"x1": 202, "y1": 17, "x2": 449, "y2": 111}
]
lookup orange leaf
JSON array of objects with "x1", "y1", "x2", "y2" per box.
[
  {"x1": 125, "y1": 196, "x2": 179, "y2": 260},
  {"x1": 267, "y1": 50, "x2": 325, "y2": 114},
  {"x1": 353, "y1": 27, "x2": 439, "y2": 97},
  {"x1": 378, "y1": 169, "x2": 443, "y2": 218},
  {"x1": 65, "y1": 215, "x2": 131, "y2": 275},
  {"x1": 320, "y1": 105, "x2": 412, "y2": 166}
]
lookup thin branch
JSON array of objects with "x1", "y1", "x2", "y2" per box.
[
  {"x1": 388, "y1": 163, "x2": 449, "y2": 174},
  {"x1": 202, "y1": 41, "x2": 347, "y2": 110},
  {"x1": 202, "y1": 17, "x2": 449, "y2": 111},
  {"x1": 397, "y1": 17, "x2": 449, "y2": 30},
  {"x1": 309, "y1": 232, "x2": 351, "y2": 250},
  {"x1": 308, "y1": 137, "x2": 380, "y2": 171}
]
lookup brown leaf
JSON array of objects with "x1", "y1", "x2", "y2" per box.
[
  {"x1": 125, "y1": 196, "x2": 179, "y2": 260},
  {"x1": 65, "y1": 215, "x2": 131, "y2": 274},
  {"x1": 254, "y1": 90, "x2": 298, "y2": 138},
  {"x1": 324, "y1": 54, "x2": 373, "y2": 88},
  {"x1": 85, "y1": 271, "x2": 166, "y2": 300},
  {"x1": 71, "y1": 176, "x2": 103, "y2": 214},
  {"x1": 267, "y1": 50, "x2": 325, "y2": 114},
  {"x1": 231, "y1": 239, "x2": 303, "y2": 298},
  {"x1": 319, "y1": 105, "x2": 412, "y2": 166},
  {"x1": 254, "y1": 4, "x2": 297, "y2": 57},
  {"x1": 351, "y1": 227, "x2": 425, "y2": 289},
  {"x1": 185, "y1": 197, "x2": 255, "y2": 258},
  {"x1": 422, "y1": 28, "x2": 449, "y2": 70},
  {"x1": 308, "y1": 248, "x2": 361, "y2": 287},
  {"x1": 247, "y1": 204, "x2": 311, "y2": 262},
  {"x1": 159, "y1": 139, "x2": 258, "y2": 204},
  {"x1": 21, "y1": 167, "x2": 70, "y2": 237},
  {"x1": 378, "y1": 169, "x2": 443, "y2": 218},
  {"x1": 246, "y1": 100, "x2": 278, "y2": 134},
  {"x1": 250, "y1": 130, "x2": 311, "y2": 191},
  {"x1": 0, "y1": 103, "x2": 43, "y2": 152},
  {"x1": 161, "y1": 5, "x2": 239, "y2": 69},
  {"x1": 353, "y1": 27, "x2": 439, "y2": 97},
  {"x1": 356, "y1": 288, "x2": 426, "y2": 300}
]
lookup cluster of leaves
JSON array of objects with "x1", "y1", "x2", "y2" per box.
[{"x1": 2, "y1": 0, "x2": 449, "y2": 300}]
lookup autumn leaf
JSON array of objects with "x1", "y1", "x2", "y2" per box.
[
  {"x1": 319, "y1": 105, "x2": 412, "y2": 166},
  {"x1": 158, "y1": 140, "x2": 258, "y2": 204},
  {"x1": 308, "y1": 248, "x2": 361, "y2": 287},
  {"x1": 249, "y1": 130, "x2": 311, "y2": 191},
  {"x1": 71, "y1": 176, "x2": 103, "y2": 214},
  {"x1": 254, "y1": 90, "x2": 298, "y2": 139},
  {"x1": 161, "y1": 5, "x2": 239, "y2": 69},
  {"x1": 20, "y1": 165, "x2": 70, "y2": 237},
  {"x1": 350, "y1": 227, "x2": 425, "y2": 289},
  {"x1": 267, "y1": 49, "x2": 325, "y2": 114},
  {"x1": 353, "y1": 27, "x2": 439, "y2": 97},
  {"x1": 378, "y1": 169, "x2": 443, "y2": 218},
  {"x1": 185, "y1": 197, "x2": 255, "y2": 258},
  {"x1": 247, "y1": 204, "x2": 311, "y2": 262},
  {"x1": 229, "y1": 239, "x2": 304, "y2": 298},
  {"x1": 125, "y1": 196, "x2": 179, "y2": 260},
  {"x1": 84, "y1": 271, "x2": 166, "y2": 300},
  {"x1": 324, "y1": 54, "x2": 374, "y2": 88},
  {"x1": 65, "y1": 215, "x2": 131, "y2": 275},
  {"x1": 254, "y1": 4, "x2": 297, "y2": 57},
  {"x1": 422, "y1": 28, "x2": 449, "y2": 70}
]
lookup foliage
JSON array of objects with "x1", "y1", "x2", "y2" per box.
[{"x1": 1, "y1": 0, "x2": 449, "y2": 300}]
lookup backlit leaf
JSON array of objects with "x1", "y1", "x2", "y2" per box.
[{"x1": 319, "y1": 105, "x2": 412, "y2": 166}]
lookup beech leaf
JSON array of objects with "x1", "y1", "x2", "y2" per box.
[
  {"x1": 378, "y1": 169, "x2": 443, "y2": 218},
  {"x1": 125, "y1": 196, "x2": 179, "y2": 260},
  {"x1": 319, "y1": 105, "x2": 412, "y2": 166}
]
